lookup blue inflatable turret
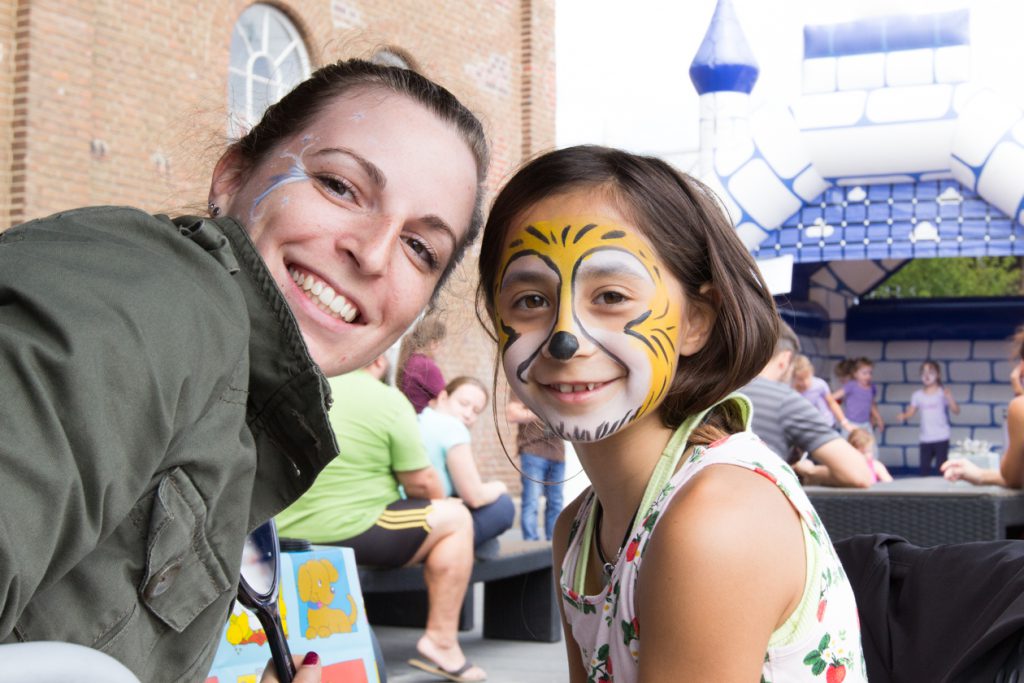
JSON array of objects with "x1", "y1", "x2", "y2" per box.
[{"x1": 689, "y1": 0, "x2": 759, "y2": 95}]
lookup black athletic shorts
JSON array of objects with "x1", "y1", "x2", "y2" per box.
[{"x1": 334, "y1": 498, "x2": 433, "y2": 567}]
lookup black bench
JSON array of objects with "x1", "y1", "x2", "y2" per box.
[{"x1": 356, "y1": 539, "x2": 561, "y2": 643}]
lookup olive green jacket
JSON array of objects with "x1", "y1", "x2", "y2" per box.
[{"x1": 0, "y1": 207, "x2": 338, "y2": 681}]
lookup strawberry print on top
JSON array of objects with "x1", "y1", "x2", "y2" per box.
[{"x1": 560, "y1": 431, "x2": 867, "y2": 682}]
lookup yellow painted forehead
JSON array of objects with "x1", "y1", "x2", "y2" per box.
[{"x1": 498, "y1": 218, "x2": 660, "y2": 289}]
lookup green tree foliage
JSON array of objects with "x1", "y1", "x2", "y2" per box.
[{"x1": 868, "y1": 257, "x2": 1023, "y2": 299}]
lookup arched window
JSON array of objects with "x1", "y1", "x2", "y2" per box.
[{"x1": 228, "y1": 4, "x2": 310, "y2": 136}]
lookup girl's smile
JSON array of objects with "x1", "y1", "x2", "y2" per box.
[{"x1": 542, "y1": 378, "x2": 619, "y2": 404}]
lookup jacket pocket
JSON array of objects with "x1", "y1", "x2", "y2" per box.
[{"x1": 140, "y1": 467, "x2": 231, "y2": 632}]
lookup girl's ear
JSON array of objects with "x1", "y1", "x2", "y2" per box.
[
  {"x1": 678, "y1": 283, "x2": 718, "y2": 357},
  {"x1": 208, "y1": 148, "x2": 248, "y2": 211}
]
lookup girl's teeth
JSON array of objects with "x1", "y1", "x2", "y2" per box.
[
  {"x1": 554, "y1": 383, "x2": 598, "y2": 394},
  {"x1": 302, "y1": 274, "x2": 314, "y2": 291},
  {"x1": 318, "y1": 285, "x2": 335, "y2": 305},
  {"x1": 311, "y1": 280, "x2": 324, "y2": 296}
]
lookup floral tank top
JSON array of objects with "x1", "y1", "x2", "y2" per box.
[{"x1": 561, "y1": 431, "x2": 867, "y2": 683}]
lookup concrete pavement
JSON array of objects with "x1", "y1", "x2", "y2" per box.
[{"x1": 374, "y1": 581, "x2": 569, "y2": 682}]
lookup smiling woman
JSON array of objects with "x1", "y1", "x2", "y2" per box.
[
  {"x1": 0, "y1": 59, "x2": 488, "y2": 683},
  {"x1": 211, "y1": 64, "x2": 488, "y2": 376}
]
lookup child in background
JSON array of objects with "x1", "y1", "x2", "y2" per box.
[
  {"x1": 833, "y1": 357, "x2": 885, "y2": 441},
  {"x1": 792, "y1": 354, "x2": 852, "y2": 432},
  {"x1": 419, "y1": 376, "x2": 515, "y2": 560},
  {"x1": 477, "y1": 145, "x2": 865, "y2": 682},
  {"x1": 834, "y1": 358, "x2": 855, "y2": 385},
  {"x1": 847, "y1": 428, "x2": 893, "y2": 483},
  {"x1": 898, "y1": 361, "x2": 960, "y2": 476}
]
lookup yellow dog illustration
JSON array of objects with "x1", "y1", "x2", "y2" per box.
[{"x1": 297, "y1": 558, "x2": 358, "y2": 639}]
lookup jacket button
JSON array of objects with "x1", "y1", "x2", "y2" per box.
[{"x1": 144, "y1": 561, "x2": 182, "y2": 599}]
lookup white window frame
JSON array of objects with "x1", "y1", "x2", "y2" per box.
[{"x1": 228, "y1": 4, "x2": 311, "y2": 136}]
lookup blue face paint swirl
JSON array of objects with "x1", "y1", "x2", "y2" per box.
[{"x1": 249, "y1": 144, "x2": 314, "y2": 223}]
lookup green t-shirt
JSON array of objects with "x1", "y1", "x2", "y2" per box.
[{"x1": 276, "y1": 369, "x2": 429, "y2": 542}]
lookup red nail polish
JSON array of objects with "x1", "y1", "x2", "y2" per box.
[{"x1": 302, "y1": 652, "x2": 320, "y2": 666}]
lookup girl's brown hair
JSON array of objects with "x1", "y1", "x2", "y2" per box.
[
  {"x1": 444, "y1": 376, "x2": 489, "y2": 405},
  {"x1": 476, "y1": 145, "x2": 779, "y2": 441},
  {"x1": 836, "y1": 357, "x2": 872, "y2": 380},
  {"x1": 1012, "y1": 325, "x2": 1024, "y2": 361},
  {"x1": 920, "y1": 360, "x2": 943, "y2": 385}
]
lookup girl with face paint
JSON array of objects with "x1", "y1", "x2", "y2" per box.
[
  {"x1": 897, "y1": 361, "x2": 960, "y2": 476},
  {"x1": 477, "y1": 146, "x2": 867, "y2": 683}
]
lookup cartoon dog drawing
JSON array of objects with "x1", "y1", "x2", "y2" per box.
[{"x1": 297, "y1": 558, "x2": 358, "y2": 638}]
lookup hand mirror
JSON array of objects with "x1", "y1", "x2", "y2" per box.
[{"x1": 238, "y1": 519, "x2": 296, "y2": 683}]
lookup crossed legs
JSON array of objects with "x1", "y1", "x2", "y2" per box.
[{"x1": 407, "y1": 498, "x2": 485, "y2": 680}]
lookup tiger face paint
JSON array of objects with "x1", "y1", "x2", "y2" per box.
[{"x1": 494, "y1": 208, "x2": 684, "y2": 443}]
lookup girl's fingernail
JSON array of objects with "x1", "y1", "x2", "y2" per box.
[{"x1": 302, "y1": 651, "x2": 320, "y2": 666}]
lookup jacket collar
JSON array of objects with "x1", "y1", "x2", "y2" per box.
[{"x1": 175, "y1": 215, "x2": 339, "y2": 527}]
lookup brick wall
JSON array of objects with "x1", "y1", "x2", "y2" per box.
[
  {"x1": 0, "y1": 1, "x2": 14, "y2": 229},
  {"x1": 0, "y1": 0, "x2": 555, "y2": 493}
]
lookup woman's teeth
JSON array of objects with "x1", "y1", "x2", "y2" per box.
[
  {"x1": 289, "y1": 267, "x2": 359, "y2": 323},
  {"x1": 554, "y1": 383, "x2": 597, "y2": 394}
]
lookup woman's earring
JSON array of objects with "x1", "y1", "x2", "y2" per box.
[{"x1": 208, "y1": 201, "x2": 221, "y2": 217}]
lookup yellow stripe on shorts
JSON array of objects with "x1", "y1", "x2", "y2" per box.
[{"x1": 376, "y1": 504, "x2": 433, "y2": 532}]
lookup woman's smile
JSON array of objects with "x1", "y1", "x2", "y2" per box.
[{"x1": 287, "y1": 264, "x2": 362, "y2": 324}]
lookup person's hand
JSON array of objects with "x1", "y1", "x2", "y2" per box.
[
  {"x1": 791, "y1": 457, "x2": 815, "y2": 484},
  {"x1": 839, "y1": 418, "x2": 853, "y2": 432},
  {"x1": 259, "y1": 652, "x2": 321, "y2": 682},
  {"x1": 941, "y1": 458, "x2": 985, "y2": 485}
]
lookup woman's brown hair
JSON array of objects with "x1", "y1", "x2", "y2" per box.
[{"x1": 476, "y1": 145, "x2": 779, "y2": 440}]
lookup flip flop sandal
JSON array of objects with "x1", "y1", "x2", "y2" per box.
[{"x1": 408, "y1": 657, "x2": 487, "y2": 682}]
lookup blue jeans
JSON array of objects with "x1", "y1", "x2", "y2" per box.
[
  {"x1": 520, "y1": 453, "x2": 565, "y2": 541},
  {"x1": 470, "y1": 493, "x2": 515, "y2": 547}
]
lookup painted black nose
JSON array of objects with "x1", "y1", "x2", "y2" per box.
[{"x1": 548, "y1": 331, "x2": 579, "y2": 360}]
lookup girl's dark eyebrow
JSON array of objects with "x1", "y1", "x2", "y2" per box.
[
  {"x1": 499, "y1": 269, "x2": 555, "y2": 291},
  {"x1": 312, "y1": 147, "x2": 386, "y2": 189},
  {"x1": 577, "y1": 259, "x2": 649, "y2": 281}
]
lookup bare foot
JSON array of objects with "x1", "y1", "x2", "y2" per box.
[{"x1": 416, "y1": 634, "x2": 486, "y2": 681}]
